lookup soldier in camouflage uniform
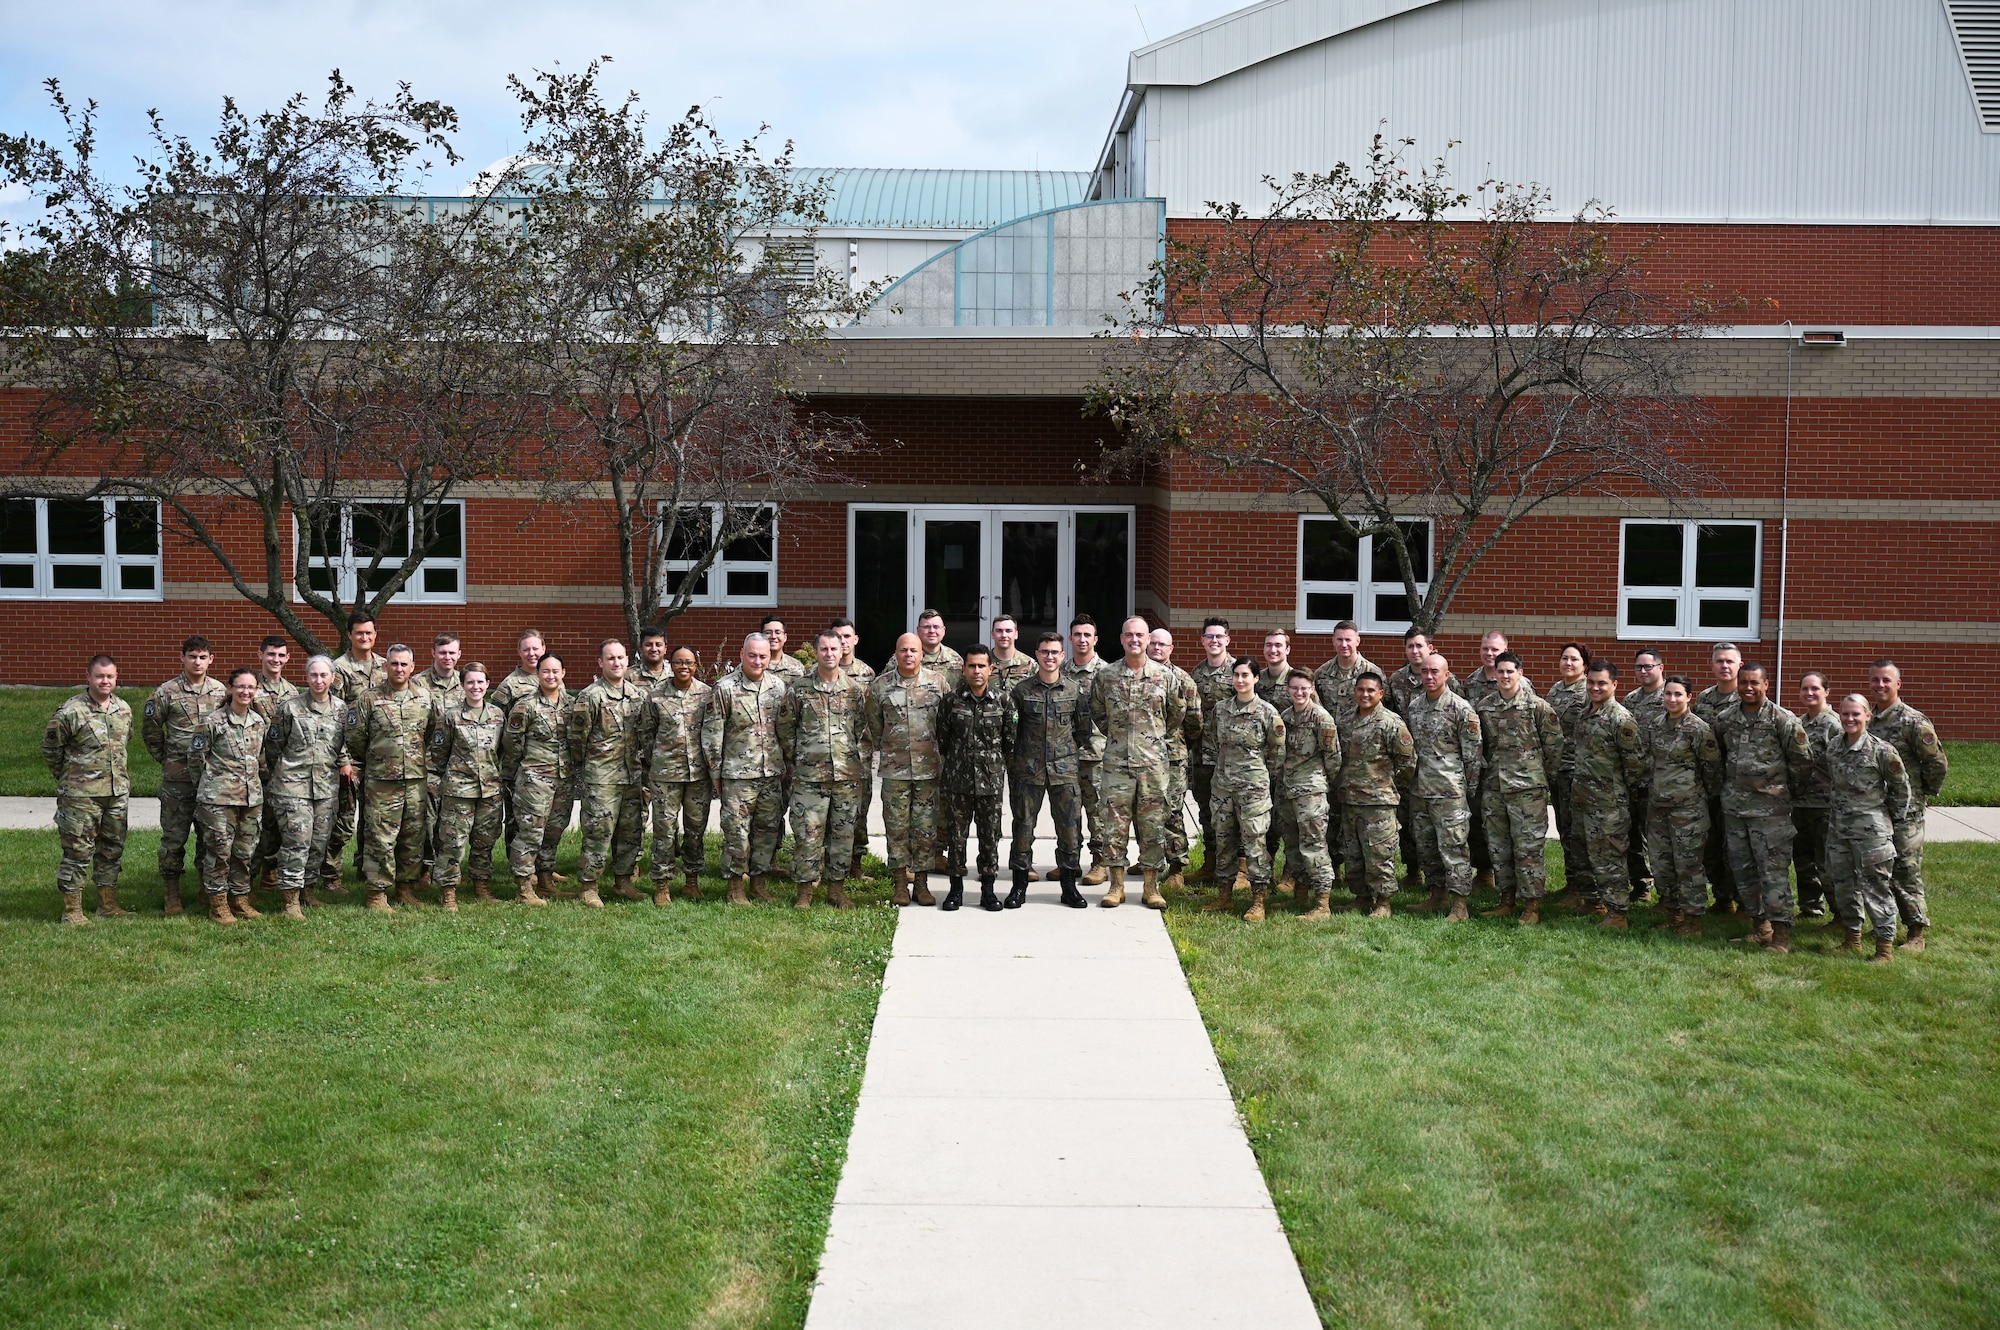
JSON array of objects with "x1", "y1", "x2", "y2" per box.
[
  {"x1": 1277, "y1": 671, "x2": 1342, "y2": 918},
  {"x1": 1335, "y1": 672, "x2": 1415, "y2": 916},
  {"x1": 1187, "y1": 619, "x2": 1237, "y2": 888},
  {"x1": 500, "y1": 653, "x2": 572, "y2": 905},
  {"x1": 1387, "y1": 629, "x2": 1461, "y2": 885},
  {"x1": 411, "y1": 633, "x2": 464, "y2": 886},
  {"x1": 1253, "y1": 631, "x2": 1296, "y2": 884},
  {"x1": 1868, "y1": 659, "x2": 1948, "y2": 951},
  {"x1": 1311, "y1": 620, "x2": 1381, "y2": 887},
  {"x1": 759, "y1": 616, "x2": 809, "y2": 681},
  {"x1": 1545, "y1": 643, "x2": 1593, "y2": 909},
  {"x1": 1829, "y1": 692, "x2": 1916, "y2": 963},
  {"x1": 1147, "y1": 629, "x2": 1203, "y2": 892},
  {"x1": 1063, "y1": 617, "x2": 1112, "y2": 884},
  {"x1": 264, "y1": 656, "x2": 352, "y2": 919},
  {"x1": 1460, "y1": 630, "x2": 1532, "y2": 892},
  {"x1": 1011, "y1": 632, "x2": 1094, "y2": 908},
  {"x1": 1090, "y1": 618, "x2": 1186, "y2": 910},
  {"x1": 915, "y1": 609, "x2": 965, "y2": 691},
  {"x1": 195, "y1": 670, "x2": 270, "y2": 925},
  {"x1": 490, "y1": 628, "x2": 548, "y2": 878},
  {"x1": 1791, "y1": 672, "x2": 1842, "y2": 920},
  {"x1": 833, "y1": 619, "x2": 876, "y2": 891},
  {"x1": 1211, "y1": 658, "x2": 1285, "y2": 921},
  {"x1": 248, "y1": 635, "x2": 299, "y2": 889},
  {"x1": 1645, "y1": 675, "x2": 1722, "y2": 937},
  {"x1": 43, "y1": 655, "x2": 133, "y2": 924},
  {"x1": 428, "y1": 662, "x2": 505, "y2": 910},
  {"x1": 1474, "y1": 652, "x2": 1563, "y2": 922},
  {"x1": 1712, "y1": 663, "x2": 1813, "y2": 950},
  {"x1": 1692, "y1": 642, "x2": 1743, "y2": 911},
  {"x1": 778, "y1": 630, "x2": 871, "y2": 910},
  {"x1": 637, "y1": 646, "x2": 711, "y2": 903},
  {"x1": 567, "y1": 640, "x2": 647, "y2": 908},
  {"x1": 865, "y1": 633, "x2": 949, "y2": 906},
  {"x1": 1405, "y1": 653, "x2": 1483, "y2": 920},
  {"x1": 322, "y1": 615, "x2": 386, "y2": 889},
  {"x1": 1570, "y1": 660, "x2": 1650, "y2": 926},
  {"x1": 1622, "y1": 647, "x2": 1667, "y2": 903},
  {"x1": 937, "y1": 644, "x2": 1015, "y2": 911},
  {"x1": 704, "y1": 633, "x2": 790, "y2": 904},
  {"x1": 634, "y1": 626, "x2": 673, "y2": 690},
  {"x1": 343, "y1": 644, "x2": 437, "y2": 911},
  {"x1": 143, "y1": 635, "x2": 227, "y2": 914},
  {"x1": 987, "y1": 614, "x2": 1039, "y2": 876}
]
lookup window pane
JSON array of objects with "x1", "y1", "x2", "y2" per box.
[
  {"x1": 726, "y1": 569, "x2": 770, "y2": 599},
  {"x1": 351, "y1": 504, "x2": 408, "y2": 559},
  {"x1": 0, "y1": 564, "x2": 32, "y2": 589},
  {"x1": 1305, "y1": 591, "x2": 1355, "y2": 623},
  {"x1": 362, "y1": 566, "x2": 399, "y2": 594},
  {"x1": 1626, "y1": 597, "x2": 1679, "y2": 628},
  {"x1": 664, "y1": 509, "x2": 711, "y2": 561},
  {"x1": 1623, "y1": 524, "x2": 1683, "y2": 587},
  {"x1": 722, "y1": 507, "x2": 774, "y2": 563},
  {"x1": 46, "y1": 500, "x2": 105, "y2": 556},
  {"x1": 1375, "y1": 593, "x2": 1410, "y2": 623},
  {"x1": 304, "y1": 512, "x2": 342, "y2": 560},
  {"x1": 1074, "y1": 512, "x2": 1130, "y2": 632},
  {"x1": 420, "y1": 503, "x2": 462, "y2": 559},
  {"x1": 423, "y1": 567, "x2": 459, "y2": 595},
  {"x1": 1695, "y1": 525, "x2": 1756, "y2": 589},
  {"x1": 852, "y1": 510, "x2": 907, "y2": 674},
  {"x1": 119, "y1": 564, "x2": 156, "y2": 591},
  {"x1": 666, "y1": 567, "x2": 709, "y2": 598},
  {"x1": 113, "y1": 501, "x2": 158, "y2": 555},
  {"x1": 307, "y1": 566, "x2": 336, "y2": 593},
  {"x1": 52, "y1": 564, "x2": 102, "y2": 590},
  {"x1": 1301, "y1": 520, "x2": 1359, "y2": 583},
  {"x1": 1698, "y1": 598, "x2": 1750, "y2": 630},
  {"x1": 1369, "y1": 523, "x2": 1430, "y2": 584},
  {"x1": 0, "y1": 500, "x2": 37, "y2": 555}
]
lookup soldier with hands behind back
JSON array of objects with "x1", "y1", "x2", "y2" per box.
[{"x1": 44, "y1": 654, "x2": 133, "y2": 925}]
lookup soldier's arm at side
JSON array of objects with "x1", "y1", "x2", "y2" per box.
[
  {"x1": 141, "y1": 687, "x2": 168, "y2": 763},
  {"x1": 1460, "y1": 708, "x2": 1484, "y2": 798},
  {"x1": 339, "y1": 696, "x2": 369, "y2": 768},
  {"x1": 1163, "y1": 673, "x2": 1186, "y2": 740},
  {"x1": 1318, "y1": 714, "x2": 1342, "y2": 788},
  {"x1": 1782, "y1": 717, "x2": 1815, "y2": 797},
  {"x1": 565, "y1": 693, "x2": 592, "y2": 773},
  {"x1": 1537, "y1": 702, "x2": 1564, "y2": 782},
  {"x1": 1882, "y1": 746, "x2": 1914, "y2": 826},
  {"x1": 499, "y1": 707, "x2": 527, "y2": 785},
  {"x1": 1263, "y1": 712, "x2": 1287, "y2": 776},
  {"x1": 775, "y1": 689, "x2": 799, "y2": 768},
  {"x1": 1916, "y1": 717, "x2": 1949, "y2": 798},
  {"x1": 1697, "y1": 728, "x2": 1723, "y2": 800},
  {"x1": 1391, "y1": 722, "x2": 1417, "y2": 791},
  {"x1": 40, "y1": 705, "x2": 70, "y2": 782}
]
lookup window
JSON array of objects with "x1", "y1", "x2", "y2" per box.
[
  {"x1": 663, "y1": 504, "x2": 777, "y2": 606},
  {"x1": 1298, "y1": 516, "x2": 1431, "y2": 633},
  {"x1": 300, "y1": 501, "x2": 465, "y2": 604},
  {"x1": 1618, "y1": 520, "x2": 1760, "y2": 640},
  {"x1": 0, "y1": 497, "x2": 162, "y2": 600}
]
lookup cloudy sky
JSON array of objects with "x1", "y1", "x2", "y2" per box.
[{"x1": 2, "y1": 0, "x2": 1236, "y2": 227}]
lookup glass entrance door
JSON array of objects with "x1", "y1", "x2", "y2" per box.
[
  {"x1": 998, "y1": 514, "x2": 1062, "y2": 647},
  {"x1": 917, "y1": 514, "x2": 986, "y2": 656}
]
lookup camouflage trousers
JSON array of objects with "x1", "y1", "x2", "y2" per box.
[
  {"x1": 248, "y1": 800, "x2": 282, "y2": 885},
  {"x1": 1702, "y1": 795, "x2": 1735, "y2": 906},
  {"x1": 943, "y1": 786, "x2": 1004, "y2": 878},
  {"x1": 269, "y1": 793, "x2": 336, "y2": 894},
  {"x1": 1189, "y1": 764, "x2": 1218, "y2": 875},
  {"x1": 1163, "y1": 759, "x2": 1192, "y2": 868},
  {"x1": 1468, "y1": 788, "x2": 1492, "y2": 874},
  {"x1": 1628, "y1": 794, "x2": 1654, "y2": 894},
  {"x1": 1100, "y1": 763, "x2": 1169, "y2": 872},
  {"x1": 1481, "y1": 787, "x2": 1550, "y2": 900},
  {"x1": 508, "y1": 772, "x2": 572, "y2": 878},
  {"x1": 362, "y1": 778, "x2": 429, "y2": 891},
  {"x1": 719, "y1": 776, "x2": 785, "y2": 878},
  {"x1": 848, "y1": 775, "x2": 873, "y2": 879},
  {"x1": 577, "y1": 783, "x2": 645, "y2": 885},
  {"x1": 432, "y1": 793, "x2": 503, "y2": 890},
  {"x1": 1550, "y1": 773, "x2": 1592, "y2": 898},
  {"x1": 1341, "y1": 804, "x2": 1400, "y2": 900},
  {"x1": 1723, "y1": 812, "x2": 1797, "y2": 924},
  {"x1": 158, "y1": 779, "x2": 202, "y2": 882},
  {"x1": 1413, "y1": 796, "x2": 1475, "y2": 897},
  {"x1": 1079, "y1": 761, "x2": 1106, "y2": 860},
  {"x1": 1211, "y1": 788, "x2": 1273, "y2": 891},
  {"x1": 649, "y1": 780, "x2": 711, "y2": 881},
  {"x1": 322, "y1": 771, "x2": 362, "y2": 882},
  {"x1": 879, "y1": 778, "x2": 938, "y2": 876},
  {"x1": 1395, "y1": 796, "x2": 1420, "y2": 880},
  {"x1": 1274, "y1": 788, "x2": 1335, "y2": 891},
  {"x1": 789, "y1": 777, "x2": 864, "y2": 885},
  {"x1": 56, "y1": 793, "x2": 127, "y2": 893},
  {"x1": 195, "y1": 801, "x2": 259, "y2": 897},
  {"x1": 1890, "y1": 807, "x2": 1931, "y2": 928},
  {"x1": 1646, "y1": 801, "x2": 1711, "y2": 917},
  {"x1": 1791, "y1": 805, "x2": 1830, "y2": 914},
  {"x1": 1571, "y1": 799, "x2": 1632, "y2": 911},
  {"x1": 1827, "y1": 821, "x2": 1900, "y2": 940},
  {"x1": 1011, "y1": 780, "x2": 1082, "y2": 873}
]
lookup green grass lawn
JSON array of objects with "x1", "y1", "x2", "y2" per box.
[
  {"x1": 1171, "y1": 844, "x2": 2000, "y2": 1329},
  {"x1": 0, "y1": 687, "x2": 163, "y2": 796},
  {"x1": 0, "y1": 830, "x2": 894, "y2": 1329},
  {"x1": 1936, "y1": 741, "x2": 2000, "y2": 807}
]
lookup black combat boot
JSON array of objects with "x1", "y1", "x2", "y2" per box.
[
  {"x1": 941, "y1": 875, "x2": 964, "y2": 912},
  {"x1": 1058, "y1": 865, "x2": 1087, "y2": 909},
  {"x1": 979, "y1": 874, "x2": 1002, "y2": 911},
  {"x1": 1005, "y1": 868, "x2": 1029, "y2": 909}
]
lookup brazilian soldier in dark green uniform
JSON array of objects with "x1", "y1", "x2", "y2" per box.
[
  {"x1": 1867, "y1": 659, "x2": 1949, "y2": 952},
  {"x1": 1830, "y1": 692, "x2": 1916, "y2": 964},
  {"x1": 866, "y1": 633, "x2": 949, "y2": 906},
  {"x1": 1791, "y1": 672, "x2": 1842, "y2": 921},
  {"x1": 1712, "y1": 663, "x2": 1813, "y2": 951},
  {"x1": 43, "y1": 655, "x2": 133, "y2": 924},
  {"x1": 704, "y1": 634, "x2": 790, "y2": 905},
  {"x1": 1646, "y1": 675, "x2": 1721, "y2": 937},
  {"x1": 1278, "y1": 670, "x2": 1342, "y2": 918},
  {"x1": 343, "y1": 644, "x2": 437, "y2": 912},
  {"x1": 1545, "y1": 642, "x2": 1592, "y2": 909},
  {"x1": 1063, "y1": 616, "x2": 1110, "y2": 885},
  {"x1": 195, "y1": 669, "x2": 269, "y2": 925},
  {"x1": 1010, "y1": 632, "x2": 1093, "y2": 908},
  {"x1": 1571, "y1": 659, "x2": 1650, "y2": 927},
  {"x1": 637, "y1": 645, "x2": 711, "y2": 904},
  {"x1": 569, "y1": 639, "x2": 647, "y2": 908},
  {"x1": 322, "y1": 614, "x2": 385, "y2": 890},
  {"x1": 142, "y1": 634, "x2": 227, "y2": 915},
  {"x1": 937, "y1": 644, "x2": 1015, "y2": 911},
  {"x1": 1187, "y1": 619, "x2": 1237, "y2": 889},
  {"x1": 500, "y1": 653, "x2": 572, "y2": 905},
  {"x1": 1474, "y1": 652, "x2": 1563, "y2": 922},
  {"x1": 1147, "y1": 628, "x2": 1203, "y2": 893},
  {"x1": 248, "y1": 634, "x2": 299, "y2": 889},
  {"x1": 429, "y1": 662, "x2": 505, "y2": 910},
  {"x1": 777, "y1": 630, "x2": 871, "y2": 910},
  {"x1": 1211, "y1": 657, "x2": 1285, "y2": 922},
  {"x1": 264, "y1": 656, "x2": 352, "y2": 918},
  {"x1": 1335, "y1": 672, "x2": 1415, "y2": 916}
]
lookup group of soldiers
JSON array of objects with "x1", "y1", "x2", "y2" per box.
[{"x1": 41, "y1": 611, "x2": 1949, "y2": 961}]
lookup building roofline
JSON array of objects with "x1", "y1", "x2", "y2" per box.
[{"x1": 1126, "y1": 0, "x2": 1445, "y2": 88}]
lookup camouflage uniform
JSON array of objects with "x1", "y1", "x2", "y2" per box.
[
  {"x1": 1275, "y1": 697, "x2": 1342, "y2": 893},
  {"x1": 1460, "y1": 667, "x2": 1533, "y2": 877},
  {"x1": 142, "y1": 672, "x2": 228, "y2": 886},
  {"x1": 637, "y1": 679, "x2": 712, "y2": 883},
  {"x1": 195, "y1": 706, "x2": 268, "y2": 898},
  {"x1": 248, "y1": 673, "x2": 300, "y2": 883},
  {"x1": 323, "y1": 650, "x2": 385, "y2": 881},
  {"x1": 413, "y1": 665, "x2": 463, "y2": 873},
  {"x1": 1336, "y1": 705, "x2": 1416, "y2": 901},
  {"x1": 489, "y1": 664, "x2": 543, "y2": 859},
  {"x1": 632, "y1": 660, "x2": 672, "y2": 691},
  {"x1": 1569, "y1": 698, "x2": 1649, "y2": 912},
  {"x1": 1187, "y1": 659, "x2": 1238, "y2": 878},
  {"x1": 1159, "y1": 660, "x2": 1203, "y2": 872},
  {"x1": 1010, "y1": 671, "x2": 1094, "y2": 876},
  {"x1": 1713, "y1": 701, "x2": 1813, "y2": 924},
  {"x1": 1826, "y1": 730, "x2": 1914, "y2": 941},
  {"x1": 703, "y1": 671, "x2": 789, "y2": 878},
  {"x1": 1253, "y1": 665, "x2": 1294, "y2": 865},
  {"x1": 1644, "y1": 709, "x2": 1722, "y2": 918},
  {"x1": 864, "y1": 667, "x2": 948, "y2": 877},
  {"x1": 1312, "y1": 654, "x2": 1384, "y2": 726},
  {"x1": 1210, "y1": 693, "x2": 1284, "y2": 892},
  {"x1": 1386, "y1": 662, "x2": 1461, "y2": 875},
  {"x1": 1791, "y1": 707, "x2": 1842, "y2": 917},
  {"x1": 501, "y1": 689, "x2": 573, "y2": 878},
  {"x1": 1405, "y1": 688, "x2": 1483, "y2": 898},
  {"x1": 1622, "y1": 683, "x2": 1666, "y2": 893},
  {"x1": 1545, "y1": 675, "x2": 1593, "y2": 899},
  {"x1": 344, "y1": 679, "x2": 436, "y2": 892},
  {"x1": 263, "y1": 692, "x2": 350, "y2": 895},
  {"x1": 766, "y1": 651, "x2": 808, "y2": 682},
  {"x1": 1868, "y1": 698, "x2": 1948, "y2": 930},
  {"x1": 937, "y1": 683, "x2": 1014, "y2": 880},
  {"x1": 1474, "y1": 687, "x2": 1563, "y2": 901},
  {"x1": 43, "y1": 691, "x2": 132, "y2": 902},
  {"x1": 1692, "y1": 683, "x2": 1741, "y2": 906},
  {"x1": 921, "y1": 643, "x2": 964, "y2": 694},
  {"x1": 429, "y1": 697, "x2": 505, "y2": 891},
  {"x1": 778, "y1": 671, "x2": 871, "y2": 885},
  {"x1": 1062, "y1": 655, "x2": 1109, "y2": 867},
  {"x1": 840, "y1": 657, "x2": 878, "y2": 877},
  {"x1": 988, "y1": 650, "x2": 1037, "y2": 698},
  {"x1": 1091, "y1": 657, "x2": 1185, "y2": 874},
  {"x1": 568, "y1": 677, "x2": 647, "y2": 887}
]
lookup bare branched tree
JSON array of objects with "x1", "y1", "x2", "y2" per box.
[
  {"x1": 506, "y1": 60, "x2": 871, "y2": 646},
  {"x1": 0, "y1": 73, "x2": 534, "y2": 655},
  {"x1": 1088, "y1": 135, "x2": 1727, "y2": 635}
]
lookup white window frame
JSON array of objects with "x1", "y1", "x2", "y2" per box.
[
  {"x1": 0, "y1": 497, "x2": 163, "y2": 601},
  {"x1": 296, "y1": 499, "x2": 467, "y2": 605},
  {"x1": 1617, "y1": 519, "x2": 1762, "y2": 641},
  {"x1": 662, "y1": 503, "x2": 778, "y2": 607},
  {"x1": 1297, "y1": 515, "x2": 1432, "y2": 634}
]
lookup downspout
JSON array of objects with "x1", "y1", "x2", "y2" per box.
[{"x1": 1776, "y1": 322, "x2": 1794, "y2": 693}]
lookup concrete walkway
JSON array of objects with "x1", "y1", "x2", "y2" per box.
[{"x1": 804, "y1": 882, "x2": 1319, "y2": 1330}]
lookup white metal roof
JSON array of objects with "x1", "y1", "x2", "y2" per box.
[{"x1": 1127, "y1": 0, "x2": 1443, "y2": 86}]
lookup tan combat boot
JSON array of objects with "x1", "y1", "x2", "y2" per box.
[
  {"x1": 1099, "y1": 866, "x2": 1126, "y2": 909},
  {"x1": 517, "y1": 874, "x2": 546, "y2": 907},
  {"x1": 1445, "y1": 895, "x2": 1469, "y2": 923},
  {"x1": 301, "y1": 885, "x2": 327, "y2": 908},
  {"x1": 579, "y1": 884, "x2": 605, "y2": 908},
  {"x1": 1368, "y1": 895, "x2": 1393, "y2": 919},
  {"x1": 1553, "y1": 887, "x2": 1584, "y2": 912},
  {"x1": 365, "y1": 889, "x2": 393, "y2": 914},
  {"x1": 440, "y1": 886, "x2": 459, "y2": 912},
  {"x1": 1243, "y1": 889, "x2": 1266, "y2": 923},
  {"x1": 95, "y1": 882, "x2": 132, "y2": 917},
  {"x1": 614, "y1": 874, "x2": 645, "y2": 902},
  {"x1": 261, "y1": 866, "x2": 280, "y2": 890},
  {"x1": 396, "y1": 883, "x2": 424, "y2": 909},
  {"x1": 1186, "y1": 858, "x2": 1214, "y2": 886},
  {"x1": 747, "y1": 874, "x2": 774, "y2": 902},
  {"x1": 1163, "y1": 866, "x2": 1185, "y2": 894},
  {"x1": 727, "y1": 876, "x2": 750, "y2": 906},
  {"x1": 207, "y1": 892, "x2": 236, "y2": 926},
  {"x1": 1302, "y1": 890, "x2": 1332, "y2": 921},
  {"x1": 1898, "y1": 924, "x2": 1927, "y2": 954},
  {"x1": 827, "y1": 880, "x2": 855, "y2": 910},
  {"x1": 60, "y1": 888, "x2": 89, "y2": 926},
  {"x1": 794, "y1": 882, "x2": 815, "y2": 910},
  {"x1": 1480, "y1": 888, "x2": 1518, "y2": 918},
  {"x1": 910, "y1": 874, "x2": 936, "y2": 907},
  {"x1": 1519, "y1": 899, "x2": 1542, "y2": 926},
  {"x1": 1766, "y1": 921, "x2": 1793, "y2": 955},
  {"x1": 1473, "y1": 867, "x2": 1495, "y2": 893},
  {"x1": 891, "y1": 869, "x2": 912, "y2": 907},
  {"x1": 473, "y1": 880, "x2": 499, "y2": 903},
  {"x1": 536, "y1": 871, "x2": 558, "y2": 900},
  {"x1": 1275, "y1": 870, "x2": 1296, "y2": 901},
  {"x1": 1141, "y1": 868, "x2": 1166, "y2": 910},
  {"x1": 416, "y1": 869, "x2": 431, "y2": 893},
  {"x1": 681, "y1": 872, "x2": 702, "y2": 903},
  {"x1": 162, "y1": 875, "x2": 184, "y2": 917},
  {"x1": 232, "y1": 893, "x2": 263, "y2": 920},
  {"x1": 1837, "y1": 927, "x2": 1863, "y2": 954},
  {"x1": 1868, "y1": 937, "x2": 1894, "y2": 964},
  {"x1": 1415, "y1": 885, "x2": 1449, "y2": 913},
  {"x1": 652, "y1": 878, "x2": 673, "y2": 906},
  {"x1": 281, "y1": 889, "x2": 306, "y2": 920},
  {"x1": 1234, "y1": 858, "x2": 1251, "y2": 893},
  {"x1": 1201, "y1": 879, "x2": 1236, "y2": 913},
  {"x1": 1081, "y1": 859, "x2": 1109, "y2": 888}
]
